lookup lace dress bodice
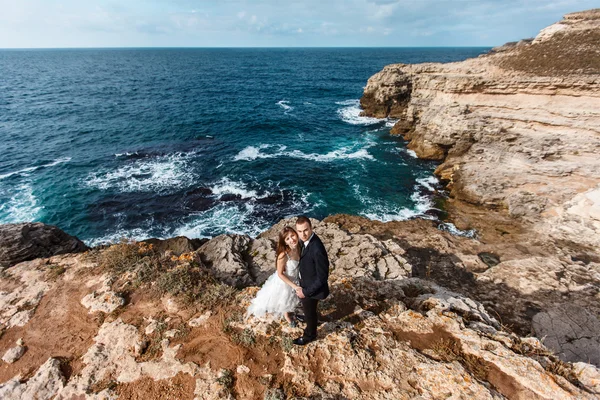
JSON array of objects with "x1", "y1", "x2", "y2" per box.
[
  {"x1": 285, "y1": 258, "x2": 300, "y2": 282},
  {"x1": 246, "y1": 255, "x2": 301, "y2": 319}
]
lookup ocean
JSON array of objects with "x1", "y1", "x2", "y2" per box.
[{"x1": 0, "y1": 48, "x2": 489, "y2": 245}]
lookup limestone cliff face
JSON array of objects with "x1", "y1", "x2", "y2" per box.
[{"x1": 360, "y1": 9, "x2": 600, "y2": 255}]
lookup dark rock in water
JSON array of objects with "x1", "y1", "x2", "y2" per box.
[
  {"x1": 219, "y1": 193, "x2": 242, "y2": 202},
  {"x1": 423, "y1": 208, "x2": 445, "y2": 220},
  {"x1": 0, "y1": 223, "x2": 88, "y2": 269},
  {"x1": 478, "y1": 252, "x2": 500, "y2": 267},
  {"x1": 142, "y1": 236, "x2": 207, "y2": 256},
  {"x1": 186, "y1": 187, "x2": 213, "y2": 197}
]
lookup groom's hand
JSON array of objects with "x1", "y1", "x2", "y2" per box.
[{"x1": 296, "y1": 287, "x2": 305, "y2": 298}]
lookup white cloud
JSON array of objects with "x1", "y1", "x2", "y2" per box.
[{"x1": 0, "y1": 0, "x2": 597, "y2": 47}]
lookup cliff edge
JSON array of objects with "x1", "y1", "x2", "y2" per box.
[{"x1": 1, "y1": 218, "x2": 599, "y2": 399}]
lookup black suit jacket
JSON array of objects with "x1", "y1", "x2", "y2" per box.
[{"x1": 299, "y1": 233, "x2": 330, "y2": 300}]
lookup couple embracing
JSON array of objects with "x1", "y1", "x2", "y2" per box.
[{"x1": 247, "y1": 216, "x2": 329, "y2": 346}]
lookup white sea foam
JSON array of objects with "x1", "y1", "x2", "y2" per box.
[
  {"x1": 233, "y1": 144, "x2": 287, "y2": 161},
  {"x1": 0, "y1": 157, "x2": 71, "y2": 180},
  {"x1": 115, "y1": 152, "x2": 139, "y2": 158},
  {"x1": 353, "y1": 180, "x2": 435, "y2": 223},
  {"x1": 336, "y1": 99, "x2": 384, "y2": 126},
  {"x1": 410, "y1": 190, "x2": 434, "y2": 213},
  {"x1": 438, "y1": 222, "x2": 477, "y2": 238},
  {"x1": 289, "y1": 147, "x2": 375, "y2": 162},
  {"x1": 0, "y1": 183, "x2": 42, "y2": 223},
  {"x1": 416, "y1": 176, "x2": 439, "y2": 192},
  {"x1": 174, "y1": 203, "x2": 264, "y2": 239},
  {"x1": 402, "y1": 148, "x2": 418, "y2": 158},
  {"x1": 85, "y1": 227, "x2": 156, "y2": 247},
  {"x1": 86, "y1": 152, "x2": 193, "y2": 193},
  {"x1": 385, "y1": 119, "x2": 398, "y2": 128},
  {"x1": 277, "y1": 100, "x2": 293, "y2": 114},
  {"x1": 234, "y1": 144, "x2": 374, "y2": 163},
  {"x1": 210, "y1": 177, "x2": 270, "y2": 199}
]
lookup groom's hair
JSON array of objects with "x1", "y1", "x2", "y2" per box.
[{"x1": 296, "y1": 215, "x2": 311, "y2": 227}]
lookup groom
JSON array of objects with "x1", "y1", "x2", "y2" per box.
[{"x1": 294, "y1": 216, "x2": 330, "y2": 346}]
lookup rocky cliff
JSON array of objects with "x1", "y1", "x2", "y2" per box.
[
  {"x1": 1, "y1": 218, "x2": 599, "y2": 399},
  {"x1": 361, "y1": 10, "x2": 600, "y2": 246},
  {"x1": 360, "y1": 7, "x2": 600, "y2": 370}
]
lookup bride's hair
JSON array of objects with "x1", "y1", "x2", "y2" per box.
[{"x1": 276, "y1": 226, "x2": 298, "y2": 259}]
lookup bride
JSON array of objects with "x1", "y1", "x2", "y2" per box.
[{"x1": 246, "y1": 226, "x2": 301, "y2": 326}]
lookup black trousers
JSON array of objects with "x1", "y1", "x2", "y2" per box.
[{"x1": 300, "y1": 297, "x2": 319, "y2": 339}]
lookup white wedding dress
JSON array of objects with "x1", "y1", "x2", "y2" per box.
[{"x1": 246, "y1": 257, "x2": 300, "y2": 319}]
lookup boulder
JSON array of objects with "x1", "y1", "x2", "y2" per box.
[
  {"x1": 0, "y1": 223, "x2": 88, "y2": 269},
  {"x1": 142, "y1": 236, "x2": 207, "y2": 256},
  {"x1": 0, "y1": 358, "x2": 65, "y2": 400},
  {"x1": 2, "y1": 339, "x2": 26, "y2": 364},
  {"x1": 199, "y1": 234, "x2": 254, "y2": 288}
]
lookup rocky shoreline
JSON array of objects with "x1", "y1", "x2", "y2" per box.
[
  {"x1": 360, "y1": 8, "x2": 600, "y2": 365},
  {"x1": 1, "y1": 9, "x2": 599, "y2": 400}
]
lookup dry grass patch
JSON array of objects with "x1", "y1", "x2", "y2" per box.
[
  {"x1": 430, "y1": 338, "x2": 489, "y2": 381},
  {"x1": 99, "y1": 240, "x2": 238, "y2": 310},
  {"x1": 494, "y1": 30, "x2": 600, "y2": 76}
]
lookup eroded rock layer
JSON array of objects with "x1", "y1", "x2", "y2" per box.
[
  {"x1": 361, "y1": 9, "x2": 600, "y2": 250},
  {"x1": 360, "y1": 9, "x2": 600, "y2": 368}
]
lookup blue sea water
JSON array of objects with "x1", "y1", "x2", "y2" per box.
[{"x1": 0, "y1": 48, "x2": 489, "y2": 245}]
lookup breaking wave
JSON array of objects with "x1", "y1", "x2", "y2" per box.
[
  {"x1": 0, "y1": 157, "x2": 71, "y2": 180},
  {"x1": 85, "y1": 152, "x2": 194, "y2": 193},
  {"x1": 336, "y1": 99, "x2": 385, "y2": 126},
  {"x1": 233, "y1": 144, "x2": 374, "y2": 162}
]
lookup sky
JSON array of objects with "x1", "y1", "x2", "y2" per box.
[{"x1": 0, "y1": 0, "x2": 597, "y2": 48}]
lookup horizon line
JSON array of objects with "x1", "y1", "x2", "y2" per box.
[{"x1": 0, "y1": 45, "x2": 495, "y2": 51}]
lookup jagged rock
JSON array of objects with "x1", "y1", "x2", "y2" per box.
[
  {"x1": 145, "y1": 318, "x2": 160, "y2": 335},
  {"x1": 142, "y1": 236, "x2": 207, "y2": 256},
  {"x1": 507, "y1": 191, "x2": 548, "y2": 218},
  {"x1": 415, "y1": 283, "x2": 501, "y2": 329},
  {"x1": 188, "y1": 311, "x2": 212, "y2": 327},
  {"x1": 0, "y1": 357, "x2": 65, "y2": 400},
  {"x1": 2, "y1": 340, "x2": 26, "y2": 364},
  {"x1": 479, "y1": 257, "x2": 568, "y2": 295},
  {"x1": 247, "y1": 237, "x2": 276, "y2": 285},
  {"x1": 194, "y1": 367, "x2": 229, "y2": 400},
  {"x1": 236, "y1": 365, "x2": 250, "y2": 374},
  {"x1": 477, "y1": 252, "x2": 500, "y2": 268},
  {"x1": 532, "y1": 305, "x2": 600, "y2": 365},
  {"x1": 81, "y1": 290, "x2": 125, "y2": 314},
  {"x1": 0, "y1": 259, "x2": 52, "y2": 329},
  {"x1": 199, "y1": 234, "x2": 254, "y2": 288},
  {"x1": 574, "y1": 362, "x2": 600, "y2": 394},
  {"x1": 0, "y1": 223, "x2": 88, "y2": 269},
  {"x1": 7, "y1": 309, "x2": 35, "y2": 328}
]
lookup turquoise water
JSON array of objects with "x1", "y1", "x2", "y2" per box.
[{"x1": 0, "y1": 48, "x2": 489, "y2": 245}]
